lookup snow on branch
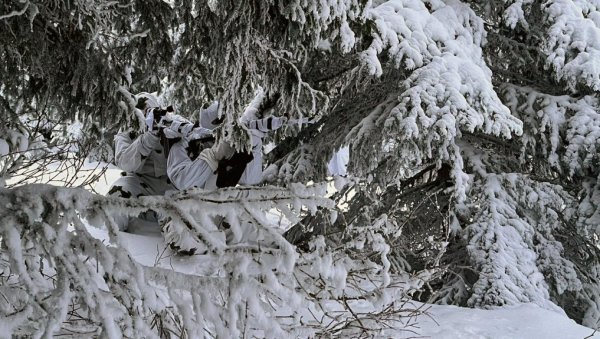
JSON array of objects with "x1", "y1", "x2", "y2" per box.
[
  {"x1": 343, "y1": 56, "x2": 520, "y2": 199},
  {"x1": 360, "y1": 0, "x2": 488, "y2": 75},
  {"x1": 0, "y1": 183, "x2": 423, "y2": 337},
  {"x1": 497, "y1": 84, "x2": 600, "y2": 239},
  {"x1": 462, "y1": 173, "x2": 581, "y2": 311},
  {"x1": 501, "y1": 84, "x2": 600, "y2": 177},
  {"x1": 0, "y1": 184, "x2": 156, "y2": 337},
  {"x1": 495, "y1": 0, "x2": 600, "y2": 92},
  {"x1": 540, "y1": 0, "x2": 600, "y2": 91}
]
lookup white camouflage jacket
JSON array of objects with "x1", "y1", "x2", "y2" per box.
[
  {"x1": 167, "y1": 131, "x2": 263, "y2": 191},
  {"x1": 114, "y1": 130, "x2": 168, "y2": 178}
]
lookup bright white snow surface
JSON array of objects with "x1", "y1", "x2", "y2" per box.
[
  {"x1": 416, "y1": 303, "x2": 599, "y2": 339},
  {"x1": 89, "y1": 170, "x2": 599, "y2": 338}
]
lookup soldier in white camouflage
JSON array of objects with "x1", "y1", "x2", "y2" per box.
[
  {"x1": 160, "y1": 101, "x2": 287, "y2": 255},
  {"x1": 107, "y1": 92, "x2": 175, "y2": 231}
]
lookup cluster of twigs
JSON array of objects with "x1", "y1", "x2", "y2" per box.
[
  {"x1": 1, "y1": 112, "x2": 112, "y2": 192},
  {"x1": 3, "y1": 140, "x2": 111, "y2": 191}
]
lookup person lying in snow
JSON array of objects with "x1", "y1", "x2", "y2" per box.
[
  {"x1": 107, "y1": 92, "x2": 175, "y2": 231},
  {"x1": 159, "y1": 101, "x2": 287, "y2": 255}
]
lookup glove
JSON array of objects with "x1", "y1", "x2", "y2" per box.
[
  {"x1": 145, "y1": 106, "x2": 174, "y2": 131},
  {"x1": 199, "y1": 141, "x2": 235, "y2": 171},
  {"x1": 163, "y1": 120, "x2": 193, "y2": 139},
  {"x1": 216, "y1": 151, "x2": 254, "y2": 188},
  {"x1": 214, "y1": 140, "x2": 235, "y2": 160}
]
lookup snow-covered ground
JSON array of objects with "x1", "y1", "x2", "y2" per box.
[{"x1": 415, "y1": 303, "x2": 598, "y2": 339}]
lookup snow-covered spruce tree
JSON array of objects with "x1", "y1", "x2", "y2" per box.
[
  {"x1": 275, "y1": 0, "x2": 520, "y2": 291},
  {"x1": 5, "y1": 0, "x2": 600, "y2": 335},
  {"x1": 453, "y1": 0, "x2": 600, "y2": 326},
  {"x1": 0, "y1": 0, "x2": 439, "y2": 337},
  {"x1": 273, "y1": 0, "x2": 600, "y2": 328},
  {"x1": 0, "y1": 0, "x2": 177, "y2": 186}
]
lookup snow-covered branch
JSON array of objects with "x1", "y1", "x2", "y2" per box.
[{"x1": 0, "y1": 182, "x2": 422, "y2": 337}]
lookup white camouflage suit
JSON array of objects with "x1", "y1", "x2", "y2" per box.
[
  {"x1": 167, "y1": 103, "x2": 265, "y2": 190},
  {"x1": 162, "y1": 102, "x2": 285, "y2": 254},
  {"x1": 107, "y1": 93, "x2": 175, "y2": 231}
]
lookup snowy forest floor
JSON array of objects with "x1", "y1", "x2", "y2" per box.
[{"x1": 80, "y1": 168, "x2": 600, "y2": 339}]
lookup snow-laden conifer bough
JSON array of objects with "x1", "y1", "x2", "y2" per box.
[{"x1": 0, "y1": 176, "x2": 435, "y2": 337}]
